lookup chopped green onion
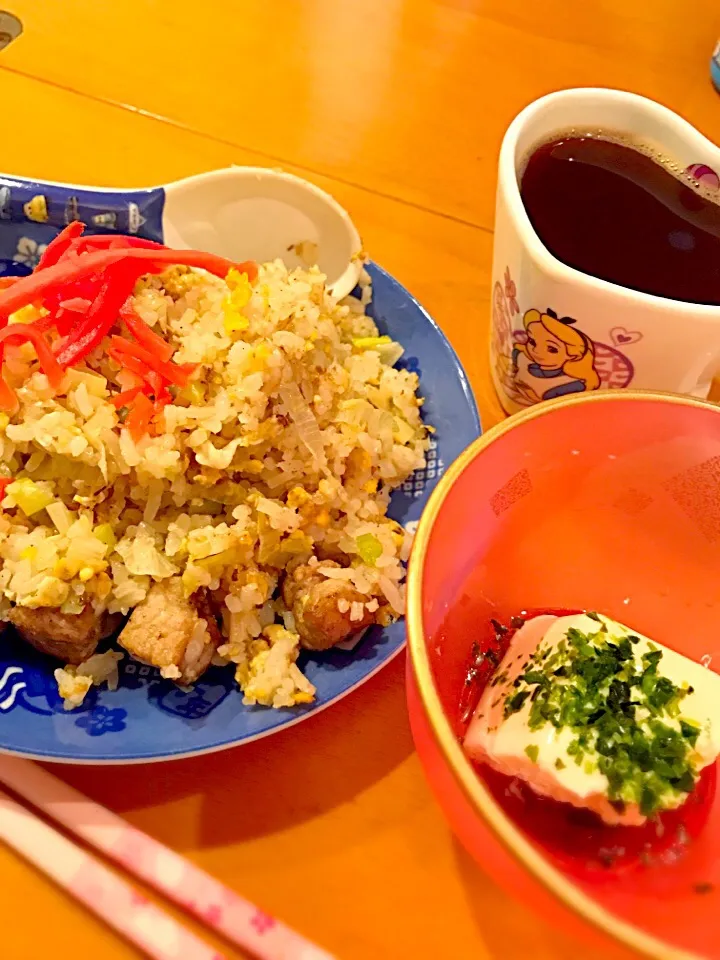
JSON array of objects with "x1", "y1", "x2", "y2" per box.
[
  {"x1": 356, "y1": 532, "x2": 383, "y2": 566},
  {"x1": 94, "y1": 523, "x2": 117, "y2": 553},
  {"x1": 503, "y1": 619, "x2": 701, "y2": 816},
  {"x1": 351, "y1": 335, "x2": 391, "y2": 350}
]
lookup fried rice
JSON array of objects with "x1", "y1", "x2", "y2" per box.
[{"x1": 0, "y1": 259, "x2": 429, "y2": 708}]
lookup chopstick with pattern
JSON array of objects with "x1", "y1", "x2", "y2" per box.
[
  {"x1": 0, "y1": 785, "x2": 225, "y2": 960},
  {"x1": 0, "y1": 755, "x2": 335, "y2": 960}
]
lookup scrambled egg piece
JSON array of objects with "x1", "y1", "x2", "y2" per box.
[
  {"x1": 54, "y1": 669, "x2": 92, "y2": 710},
  {"x1": 239, "y1": 624, "x2": 316, "y2": 708},
  {"x1": 286, "y1": 486, "x2": 331, "y2": 529},
  {"x1": 223, "y1": 268, "x2": 254, "y2": 334},
  {"x1": 9, "y1": 303, "x2": 47, "y2": 326}
]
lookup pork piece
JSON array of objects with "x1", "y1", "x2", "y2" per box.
[
  {"x1": 282, "y1": 561, "x2": 376, "y2": 651},
  {"x1": 8, "y1": 605, "x2": 101, "y2": 665},
  {"x1": 100, "y1": 612, "x2": 124, "y2": 640},
  {"x1": 118, "y1": 579, "x2": 221, "y2": 683}
]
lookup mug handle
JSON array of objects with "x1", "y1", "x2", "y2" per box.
[{"x1": 687, "y1": 351, "x2": 720, "y2": 401}]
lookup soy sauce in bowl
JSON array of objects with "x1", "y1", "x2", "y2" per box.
[{"x1": 520, "y1": 135, "x2": 720, "y2": 304}]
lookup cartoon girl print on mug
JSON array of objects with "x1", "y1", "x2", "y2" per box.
[
  {"x1": 492, "y1": 269, "x2": 635, "y2": 410},
  {"x1": 509, "y1": 308, "x2": 599, "y2": 406}
]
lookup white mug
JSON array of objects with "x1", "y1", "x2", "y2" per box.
[{"x1": 490, "y1": 88, "x2": 720, "y2": 415}]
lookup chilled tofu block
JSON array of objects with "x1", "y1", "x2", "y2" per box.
[{"x1": 464, "y1": 613, "x2": 720, "y2": 825}]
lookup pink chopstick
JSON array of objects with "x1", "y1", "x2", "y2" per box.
[
  {"x1": 0, "y1": 787, "x2": 224, "y2": 960},
  {"x1": 0, "y1": 756, "x2": 335, "y2": 960}
]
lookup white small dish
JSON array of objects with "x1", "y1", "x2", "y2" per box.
[{"x1": 163, "y1": 167, "x2": 364, "y2": 299}]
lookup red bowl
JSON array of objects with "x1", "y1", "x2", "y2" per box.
[{"x1": 407, "y1": 391, "x2": 720, "y2": 959}]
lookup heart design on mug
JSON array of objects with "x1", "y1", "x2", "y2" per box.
[{"x1": 610, "y1": 326, "x2": 643, "y2": 346}]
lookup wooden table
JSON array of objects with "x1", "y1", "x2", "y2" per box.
[{"x1": 1, "y1": 3, "x2": 719, "y2": 957}]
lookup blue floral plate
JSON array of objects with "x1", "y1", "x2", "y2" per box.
[{"x1": 0, "y1": 174, "x2": 480, "y2": 763}]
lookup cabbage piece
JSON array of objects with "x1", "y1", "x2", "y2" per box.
[
  {"x1": 279, "y1": 382, "x2": 327, "y2": 467},
  {"x1": 7, "y1": 478, "x2": 54, "y2": 516}
]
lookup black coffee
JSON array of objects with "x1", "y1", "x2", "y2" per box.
[{"x1": 520, "y1": 135, "x2": 720, "y2": 305}]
